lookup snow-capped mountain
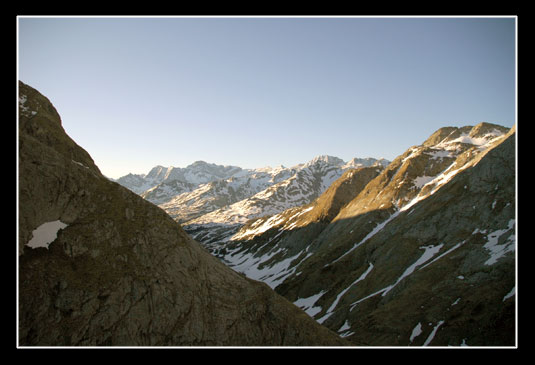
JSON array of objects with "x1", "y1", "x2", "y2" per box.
[
  {"x1": 116, "y1": 155, "x2": 389, "y2": 250},
  {"x1": 115, "y1": 161, "x2": 243, "y2": 195},
  {"x1": 344, "y1": 157, "x2": 390, "y2": 169},
  {"x1": 188, "y1": 155, "x2": 354, "y2": 226},
  {"x1": 204, "y1": 122, "x2": 515, "y2": 346},
  {"x1": 158, "y1": 165, "x2": 298, "y2": 223},
  {"x1": 116, "y1": 155, "x2": 388, "y2": 228},
  {"x1": 181, "y1": 156, "x2": 389, "y2": 245}
]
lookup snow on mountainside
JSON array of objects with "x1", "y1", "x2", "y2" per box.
[
  {"x1": 115, "y1": 155, "x2": 389, "y2": 252},
  {"x1": 116, "y1": 155, "x2": 389, "y2": 228},
  {"x1": 214, "y1": 123, "x2": 509, "y2": 249},
  {"x1": 182, "y1": 156, "x2": 389, "y2": 245},
  {"x1": 206, "y1": 165, "x2": 385, "y2": 284},
  {"x1": 115, "y1": 162, "x2": 243, "y2": 195},
  {"x1": 205, "y1": 122, "x2": 515, "y2": 346},
  {"x1": 159, "y1": 165, "x2": 298, "y2": 223},
  {"x1": 191, "y1": 155, "x2": 388, "y2": 225}
]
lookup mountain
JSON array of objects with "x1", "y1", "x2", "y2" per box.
[
  {"x1": 114, "y1": 154, "x2": 389, "y2": 249},
  {"x1": 187, "y1": 155, "x2": 359, "y2": 226},
  {"x1": 18, "y1": 81, "x2": 348, "y2": 346},
  {"x1": 158, "y1": 165, "x2": 298, "y2": 222},
  {"x1": 209, "y1": 165, "x2": 385, "y2": 287},
  {"x1": 115, "y1": 162, "x2": 243, "y2": 196},
  {"x1": 182, "y1": 156, "x2": 388, "y2": 245},
  {"x1": 208, "y1": 122, "x2": 516, "y2": 346},
  {"x1": 117, "y1": 156, "x2": 388, "y2": 218}
]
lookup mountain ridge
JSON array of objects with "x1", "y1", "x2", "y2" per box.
[
  {"x1": 18, "y1": 81, "x2": 348, "y2": 346},
  {"x1": 116, "y1": 155, "x2": 389, "y2": 202},
  {"x1": 19, "y1": 80, "x2": 515, "y2": 346},
  {"x1": 114, "y1": 155, "x2": 390, "y2": 248},
  {"x1": 203, "y1": 121, "x2": 515, "y2": 346}
]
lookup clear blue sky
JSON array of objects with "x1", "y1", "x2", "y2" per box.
[{"x1": 18, "y1": 16, "x2": 516, "y2": 179}]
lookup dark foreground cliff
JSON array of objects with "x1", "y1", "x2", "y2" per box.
[{"x1": 18, "y1": 81, "x2": 348, "y2": 346}]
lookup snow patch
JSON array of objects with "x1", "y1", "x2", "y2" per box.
[
  {"x1": 413, "y1": 175, "x2": 436, "y2": 189},
  {"x1": 381, "y1": 244, "x2": 443, "y2": 297},
  {"x1": 72, "y1": 160, "x2": 89, "y2": 169},
  {"x1": 427, "y1": 149, "x2": 453, "y2": 160},
  {"x1": 338, "y1": 320, "x2": 351, "y2": 332},
  {"x1": 294, "y1": 291, "x2": 326, "y2": 317},
  {"x1": 503, "y1": 287, "x2": 515, "y2": 302},
  {"x1": 338, "y1": 319, "x2": 355, "y2": 337},
  {"x1": 225, "y1": 245, "x2": 311, "y2": 289},
  {"x1": 423, "y1": 320, "x2": 445, "y2": 346},
  {"x1": 410, "y1": 322, "x2": 423, "y2": 343},
  {"x1": 483, "y1": 219, "x2": 515, "y2": 265},
  {"x1": 418, "y1": 241, "x2": 465, "y2": 271},
  {"x1": 26, "y1": 220, "x2": 68, "y2": 249},
  {"x1": 325, "y1": 262, "x2": 374, "y2": 314}
]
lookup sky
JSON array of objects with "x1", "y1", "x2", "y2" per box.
[{"x1": 18, "y1": 16, "x2": 516, "y2": 179}]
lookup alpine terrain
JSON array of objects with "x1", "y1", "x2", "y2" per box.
[
  {"x1": 116, "y1": 155, "x2": 390, "y2": 249},
  {"x1": 198, "y1": 122, "x2": 517, "y2": 346},
  {"x1": 18, "y1": 81, "x2": 349, "y2": 346},
  {"x1": 19, "y1": 80, "x2": 516, "y2": 347}
]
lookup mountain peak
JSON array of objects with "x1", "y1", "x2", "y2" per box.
[
  {"x1": 304, "y1": 155, "x2": 345, "y2": 167},
  {"x1": 423, "y1": 123, "x2": 510, "y2": 150},
  {"x1": 344, "y1": 157, "x2": 390, "y2": 169},
  {"x1": 470, "y1": 122, "x2": 510, "y2": 138},
  {"x1": 187, "y1": 160, "x2": 210, "y2": 168}
]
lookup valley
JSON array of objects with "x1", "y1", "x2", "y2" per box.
[
  {"x1": 19, "y1": 81, "x2": 516, "y2": 347},
  {"x1": 115, "y1": 121, "x2": 516, "y2": 346}
]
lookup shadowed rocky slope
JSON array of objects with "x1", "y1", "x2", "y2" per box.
[
  {"x1": 211, "y1": 122, "x2": 516, "y2": 346},
  {"x1": 18, "y1": 81, "x2": 348, "y2": 346}
]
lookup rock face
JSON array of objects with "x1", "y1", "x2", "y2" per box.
[
  {"x1": 18, "y1": 81, "x2": 348, "y2": 346},
  {"x1": 209, "y1": 122, "x2": 516, "y2": 346},
  {"x1": 295, "y1": 126, "x2": 516, "y2": 346}
]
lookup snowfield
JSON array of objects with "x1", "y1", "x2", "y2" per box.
[{"x1": 26, "y1": 220, "x2": 68, "y2": 249}]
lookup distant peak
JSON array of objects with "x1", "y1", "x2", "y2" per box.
[
  {"x1": 344, "y1": 157, "x2": 390, "y2": 169},
  {"x1": 305, "y1": 155, "x2": 345, "y2": 167},
  {"x1": 147, "y1": 165, "x2": 167, "y2": 173},
  {"x1": 190, "y1": 160, "x2": 209, "y2": 166}
]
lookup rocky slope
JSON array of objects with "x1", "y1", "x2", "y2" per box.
[
  {"x1": 18, "y1": 81, "x2": 348, "y2": 346},
  {"x1": 204, "y1": 166, "x2": 385, "y2": 288},
  {"x1": 211, "y1": 122, "x2": 516, "y2": 346}
]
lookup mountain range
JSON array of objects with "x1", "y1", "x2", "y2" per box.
[
  {"x1": 115, "y1": 155, "x2": 390, "y2": 248},
  {"x1": 18, "y1": 80, "x2": 516, "y2": 347},
  {"x1": 116, "y1": 156, "x2": 389, "y2": 215},
  {"x1": 203, "y1": 122, "x2": 516, "y2": 346}
]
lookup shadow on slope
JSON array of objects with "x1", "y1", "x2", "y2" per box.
[{"x1": 219, "y1": 128, "x2": 516, "y2": 346}]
